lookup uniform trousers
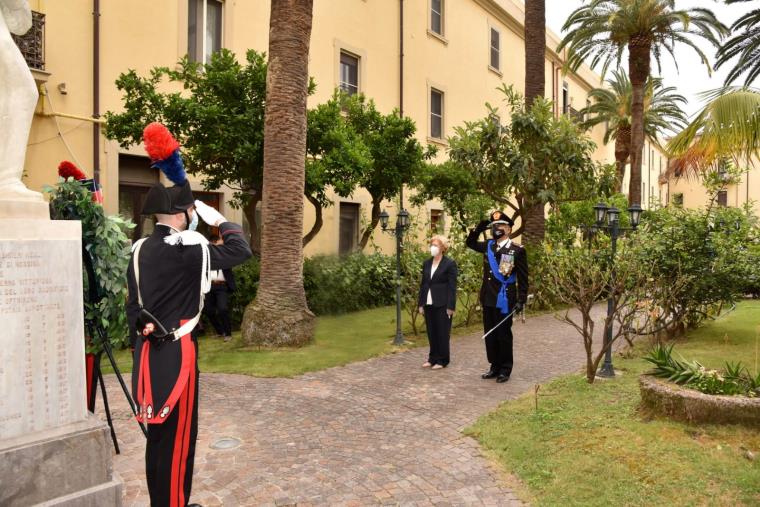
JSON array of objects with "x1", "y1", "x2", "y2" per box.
[
  {"x1": 483, "y1": 305, "x2": 513, "y2": 376},
  {"x1": 145, "y1": 364, "x2": 199, "y2": 507},
  {"x1": 204, "y1": 284, "x2": 231, "y2": 336},
  {"x1": 424, "y1": 305, "x2": 451, "y2": 366}
]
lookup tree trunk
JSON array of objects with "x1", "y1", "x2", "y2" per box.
[
  {"x1": 302, "y1": 193, "x2": 323, "y2": 247},
  {"x1": 613, "y1": 128, "x2": 631, "y2": 193},
  {"x1": 524, "y1": 0, "x2": 546, "y2": 108},
  {"x1": 242, "y1": 0, "x2": 315, "y2": 347},
  {"x1": 522, "y1": 0, "x2": 546, "y2": 245},
  {"x1": 242, "y1": 191, "x2": 261, "y2": 255},
  {"x1": 521, "y1": 202, "x2": 545, "y2": 246},
  {"x1": 627, "y1": 41, "x2": 650, "y2": 206},
  {"x1": 358, "y1": 197, "x2": 381, "y2": 250}
]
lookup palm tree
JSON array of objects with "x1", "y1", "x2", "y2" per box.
[
  {"x1": 667, "y1": 87, "x2": 760, "y2": 177},
  {"x1": 242, "y1": 0, "x2": 315, "y2": 347},
  {"x1": 581, "y1": 70, "x2": 688, "y2": 192},
  {"x1": 716, "y1": 0, "x2": 760, "y2": 87},
  {"x1": 523, "y1": 0, "x2": 547, "y2": 244},
  {"x1": 558, "y1": 0, "x2": 727, "y2": 206}
]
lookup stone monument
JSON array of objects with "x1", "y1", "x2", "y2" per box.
[{"x1": 0, "y1": 1, "x2": 123, "y2": 504}]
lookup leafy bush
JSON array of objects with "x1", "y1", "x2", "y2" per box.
[
  {"x1": 229, "y1": 256, "x2": 260, "y2": 329},
  {"x1": 632, "y1": 204, "x2": 756, "y2": 335},
  {"x1": 46, "y1": 178, "x2": 134, "y2": 351},
  {"x1": 645, "y1": 344, "x2": 760, "y2": 397},
  {"x1": 304, "y1": 253, "x2": 396, "y2": 315}
]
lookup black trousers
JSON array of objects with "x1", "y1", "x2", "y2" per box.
[
  {"x1": 424, "y1": 305, "x2": 451, "y2": 366},
  {"x1": 204, "y1": 285, "x2": 231, "y2": 336},
  {"x1": 483, "y1": 305, "x2": 513, "y2": 376},
  {"x1": 145, "y1": 367, "x2": 199, "y2": 507}
]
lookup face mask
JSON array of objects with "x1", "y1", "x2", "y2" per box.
[
  {"x1": 188, "y1": 210, "x2": 199, "y2": 231},
  {"x1": 430, "y1": 245, "x2": 440, "y2": 257},
  {"x1": 492, "y1": 227, "x2": 506, "y2": 239}
]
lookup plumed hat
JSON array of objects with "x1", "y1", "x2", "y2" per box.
[
  {"x1": 490, "y1": 210, "x2": 514, "y2": 227},
  {"x1": 140, "y1": 123, "x2": 194, "y2": 215}
]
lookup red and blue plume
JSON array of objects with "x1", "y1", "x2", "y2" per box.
[
  {"x1": 142, "y1": 122, "x2": 186, "y2": 185},
  {"x1": 58, "y1": 160, "x2": 87, "y2": 180}
]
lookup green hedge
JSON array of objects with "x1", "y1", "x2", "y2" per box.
[
  {"x1": 228, "y1": 253, "x2": 396, "y2": 328},
  {"x1": 304, "y1": 253, "x2": 396, "y2": 315}
]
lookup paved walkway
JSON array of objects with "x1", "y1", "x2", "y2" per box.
[{"x1": 103, "y1": 307, "x2": 606, "y2": 506}]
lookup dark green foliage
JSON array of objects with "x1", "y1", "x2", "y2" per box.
[
  {"x1": 46, "y1": 178, "x2": 134, "y2": 351},
  {"x1": 229, "y1": 257, "x2": 260, "y2": 328},
  {"x1": 645, "y1": 344, "x2": 760, "y2": 397},
  {"x1": 303, "y1": 253, "x2": 396, "y2": 315}
]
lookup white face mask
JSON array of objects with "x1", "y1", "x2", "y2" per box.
[
  {"x1": 188, "y1": 210, "x2": 199, "y2": 231},
  {"x1": 430, "y1": 245, "x2": 440, "y2": 257}
]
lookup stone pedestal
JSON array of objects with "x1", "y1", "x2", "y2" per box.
[{"x1": 0, "y1": 219, "x2": 122, "y2": 506}]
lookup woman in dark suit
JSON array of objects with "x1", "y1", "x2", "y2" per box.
[{"x1": 418, "y1": 235, "x2": 458, "y2": 369}]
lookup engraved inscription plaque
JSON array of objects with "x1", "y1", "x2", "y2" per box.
[{"x1": 0, "y1": 221, "x2": 86, "y2": 440}]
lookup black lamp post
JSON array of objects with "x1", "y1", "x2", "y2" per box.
[
  {"x1": 380, "y1": 208, "x2": 411, "y2": 346},
  {"x1": 589, "y1": 202, "x2": 642, "y2": 378}
]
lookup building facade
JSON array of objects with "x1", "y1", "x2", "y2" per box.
[{"x1": 18, "y1": 0, "x2": 617, "y2": 254}]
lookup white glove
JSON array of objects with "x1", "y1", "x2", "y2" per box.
[{"x1": 194, "y1": 200, "x2": 227, "y2": 227}]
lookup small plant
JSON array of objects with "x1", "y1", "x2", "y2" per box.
[{"x1": 644, "y1": 344, "x2": 759, "y2": 397}]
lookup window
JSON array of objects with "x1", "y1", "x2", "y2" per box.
[
  {"x1": 188, "y1": 0, "x2": 223, "y2": 64},
  {"x1": 118, "y1": 154, "x2": 159, "y2": 241},
  {"x1": 431, "y1": 0, "x2": 444, "y2": 36},
  {"x1": 430, "y1": 88, "x2": 443, "y2": 139},
  {"x1": 717, "y1": 190, "x2": 728, "y2": 207},
  {"x1": 339, "y1": 203, "x2": 360, "y2": 254},
  {"x1": 585, "y1": 99, "x2": 591, "y2": 121},
  {"x1": 430, "y1": 209, "x2": 443, "y2": 234},
  {"x1": 339, "y1": 51, "x2": 359, "y2": 95},
  {"x1": 11, "y1": 10, "x2": 45, "y2": 71},
  {"x1": 490, "y1": 28, "x2": 500, "y2": 70},
  {"x1": 672, "y1": 193, "x2": 684, "y2": 207},
  {"x1": 562, "y1": 82, "x2": 569, "y2": 114}
]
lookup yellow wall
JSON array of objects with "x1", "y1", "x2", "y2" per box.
[
  {"x1": 662, "y1": 164, "x2": 760, "y2": 214},
  {"x1": 22, "y1": 0, "x2": 618, "y2": 256}
]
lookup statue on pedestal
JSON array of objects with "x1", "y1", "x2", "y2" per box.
[{"x1": 0, "y1": 0, "x2": 48, "y2": 216}]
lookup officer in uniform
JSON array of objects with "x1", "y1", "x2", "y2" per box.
[
  {"x1": 466, "y1": 211, "x2": 528, "y2": 383},
  {"x1": 127, "y1": 122, "x2": 252, "y2": 507}
]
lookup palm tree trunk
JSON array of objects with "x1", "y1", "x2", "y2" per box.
[
  {"x1": 613, "y1": 128, "x2": 630, "y2": 193},
  {"x1": 242, "y1": 0, "x2": 315, "y2": 347},
  {"x1": 524, "y1": 0, "x2": 546, "y2": 107},
  {"x1": 523, "y1": 0, "x2": 546, "y2": 244},
  {"x1": 627, "y1": 41, "x2": 650, "y2": 206}
]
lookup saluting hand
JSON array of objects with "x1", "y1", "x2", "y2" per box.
[{"x1": 194, "y1": 200, "x2": 227, "y2": 227}]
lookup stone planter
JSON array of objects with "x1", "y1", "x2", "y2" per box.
[{"x1": 639, "y1": 374, "x2": 760, "y2": 427}]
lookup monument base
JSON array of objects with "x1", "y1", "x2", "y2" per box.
[
  {"x1": 0, "y1": 415, "x2": 123, "y2": 506},
  {"x1": 0, "y1": 197, "x2": 49, "y2": 219}
]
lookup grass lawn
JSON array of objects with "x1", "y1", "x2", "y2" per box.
[
  {"x1": 104, "y1": 305, "x2": 482, "y2": 378},
  {"x1": 466, "y1": 300, "x2": 760, "y2": 507}
]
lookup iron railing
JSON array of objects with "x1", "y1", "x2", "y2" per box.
[{"x1": 11, "y1": 11, "x2": 45, "y2": 71}]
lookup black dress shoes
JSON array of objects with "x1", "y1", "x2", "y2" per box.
[
  {"x1": 496, "y1": 374, "x2": 510, "y2": 383},
  {"x1": 481, "y1": 371, "x2": 498, "y2": 379}
]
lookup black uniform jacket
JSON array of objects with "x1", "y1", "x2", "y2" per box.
[
  {"x1": 417, "y1": 256, "x2": 458, "y2": 310},
  {"x1": 465, "y1": 229, "x2": 528, "y2": 309},
  {"x1": 127, "y1": 222, "x2": 251, "y2": 423}
]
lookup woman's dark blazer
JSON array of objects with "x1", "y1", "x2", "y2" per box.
[{"x1": 417, "y1": 255, "x2": 458, "y2": 311}]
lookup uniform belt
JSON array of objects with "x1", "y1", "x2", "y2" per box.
[{"x1": 211, "y1": 281, "x2": 226, "y2": 285}]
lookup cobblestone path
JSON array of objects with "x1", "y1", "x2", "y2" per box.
[{"x1": 105, "y1": 307, "x2": 605, "y2": 506}]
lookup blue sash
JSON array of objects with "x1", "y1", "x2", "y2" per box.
[{"x1": 487, "y1": 240, "x2": 516, "y2": 315}]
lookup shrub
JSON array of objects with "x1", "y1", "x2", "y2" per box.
[
  {"x1": 304, "y1": 253, "x2": 395, "y2": 315},
  {"x1": 645, "y1": 344, "x2": 760, "y2": 397},
  {"x1": 229, "y1": 256, "x2": 260, "y2": 329}
]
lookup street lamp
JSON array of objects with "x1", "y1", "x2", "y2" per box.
[
  {"x1": 588, "y1": 202, "x2": 642, "y2": 378},
  {"x1": 380, "y1": 208, "x2": 411, "y2": 346}
]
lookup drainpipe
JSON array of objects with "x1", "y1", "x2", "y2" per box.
[
  {"x1": 93, "y1": 0, "x2": 101, "y2": 183},
  {"x1": 399, "y1": 0, "x2": 404, "y2": 210}
]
